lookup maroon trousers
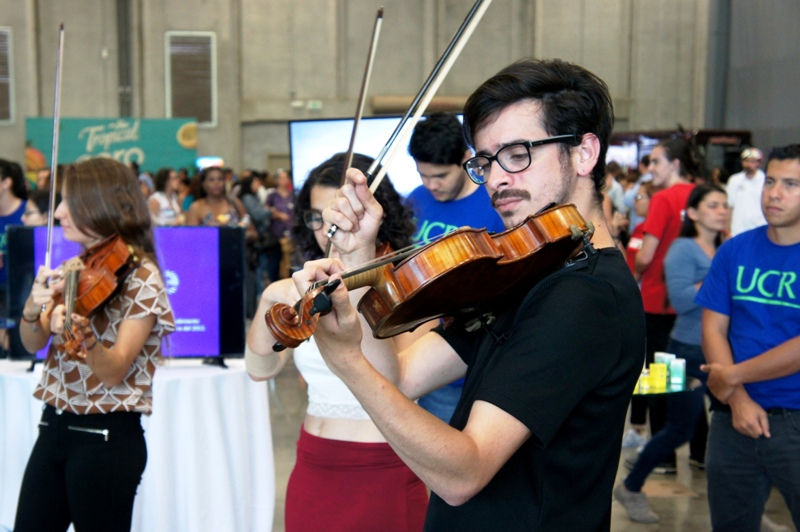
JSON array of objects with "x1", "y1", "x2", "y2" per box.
[{"x1": 286, "y1": 425, "x2": 429, "y2": 532}]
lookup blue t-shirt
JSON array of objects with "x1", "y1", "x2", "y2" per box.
[
  {"x1": 695, "y1": 226, "x2": 800, "y2": 409},
  {"x1": 407, "y1": 184, "x2": 505, "y2": 245},
  {"x1": 407, "y1": 183, "x2": 504, "y2": 392}
]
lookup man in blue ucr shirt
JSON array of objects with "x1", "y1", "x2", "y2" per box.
[
  {"x1": 406, "y1": 112, "x2": 505, "y2": 423},
  {"x1": 698, "y1": 143, "x2": 800, "y2": 531}
]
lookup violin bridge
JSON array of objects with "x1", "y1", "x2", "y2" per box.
[
  {"x1": 126, "y1": 244, "x2": 139, "y2": 264},
  {"x1": 62, "y1": 257, "x2": 86, "y2": 271}
]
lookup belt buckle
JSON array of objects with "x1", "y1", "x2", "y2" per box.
[{"x1": 55, "y1": 408, "x2": 64, "y2": 415}]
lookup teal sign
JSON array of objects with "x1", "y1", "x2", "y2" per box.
[{"x1": 25, "y1": 117, "x2": 197, "y2": 173}]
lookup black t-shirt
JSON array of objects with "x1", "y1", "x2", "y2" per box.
[{"x1": 425, "y1": 248, "x2": 645, "y2": 531}]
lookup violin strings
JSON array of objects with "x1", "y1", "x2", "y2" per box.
[{"x1": 309, "y1": 237, "x2": 438, "y2": 293}]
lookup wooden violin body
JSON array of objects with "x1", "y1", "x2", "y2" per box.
[
  {"x1": 58, "y1": 235, "x2": 139, "y2": 359},
  {"x1": 266, "y1": 203, "x2": 591, "y2": 350},
  {"x1": 357, "y1": 203, "x2": 590, "y2": 337}
]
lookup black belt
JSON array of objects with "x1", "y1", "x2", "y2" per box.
[{"x1": 765, "y1": 407, "x2": 800, "y2": 416}]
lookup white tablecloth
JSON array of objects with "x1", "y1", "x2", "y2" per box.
[{"x1": 0, "y1": 358, "x2": 274, "y2": 532}]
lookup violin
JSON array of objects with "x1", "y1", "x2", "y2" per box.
[
  {"x1": 56, "y1": 235, "x2": 139, "y2": 359},
  {"x1": 266, "y1": 203, "x2": 593, "y2": 351}
]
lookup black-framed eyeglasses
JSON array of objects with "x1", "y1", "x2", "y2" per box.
[
  {"x1": 462, "y1": 134, "x2": 579, "y2": 185},
  {"x1": 303, "y1": 209, "x2": 323, "y2": 230}
]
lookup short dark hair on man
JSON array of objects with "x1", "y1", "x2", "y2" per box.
[
  {"x1": 767, "y1": 143, "x2": 800, "y2": 166},
  {"x1": 462, "y1": 58, "x2": 614, "y2": 198},
  {"x1": 408, "y1": 113, "x2": 468, "y2": 166},
  {"x1": 0, "y1": 158, "x2": 29, "y2": 200}
]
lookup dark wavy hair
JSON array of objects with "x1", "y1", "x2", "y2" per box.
[
  {"x1": 62, "y1": 158, "x2": 157, "y2": 265},
  {"x1": 679, "y1": 183, "x2": 727, "y2": 248},
  {"x1": 462, "y1": 58, "x2": 614, "y2": 201},
  {"x1": 291, "y1": 153, "x2": 416, "y2": 261},
  {"x1": 408, "y1": 113, "x2": 468, "y2": 166}
]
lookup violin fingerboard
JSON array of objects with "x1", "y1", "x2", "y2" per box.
[{"x1": 64, "y1": 269, "x2": 80, "y2": 327}]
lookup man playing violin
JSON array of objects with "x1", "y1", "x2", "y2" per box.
[{"x1": 293, "y1": 59, "x2": 645, "y2": 530}]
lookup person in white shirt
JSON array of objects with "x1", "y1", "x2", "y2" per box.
[{"x1": 727, "y1": 147, "x2": 767, "y2": 236}]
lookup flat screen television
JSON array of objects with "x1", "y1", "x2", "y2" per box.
[
  {"x1": 5, "y1": 226, "x2": 246, "y2": 362},
  {"x1": 289, "y1": 114, "x2": 463, "y2": 197}
]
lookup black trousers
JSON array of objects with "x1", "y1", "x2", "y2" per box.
[{"x1": 14, "y1": 404, "x2": 147, "y2": 532}]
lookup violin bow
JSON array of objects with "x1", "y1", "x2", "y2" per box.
[
  {"x1": 45, "y1": 23, "x2": 65, "y2": 270},
  {"x1": 324, "y1": 7, "x2": 384, "y2": 258},
  {"x1": 326, "y1": 0, "x2": 493, "y2": 238}
]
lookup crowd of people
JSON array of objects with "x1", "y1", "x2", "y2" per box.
[{"x1": 1, "y1": 56, "x2": 798, "y2": 531}]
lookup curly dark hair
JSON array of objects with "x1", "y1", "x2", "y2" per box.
[{"x1": 291, "y1": 153, "x2": 416, "y2": 261}]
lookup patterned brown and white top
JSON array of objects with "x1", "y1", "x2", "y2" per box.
[{"x1": 34, "y1": 258, "x2": 175, "y2": 415}]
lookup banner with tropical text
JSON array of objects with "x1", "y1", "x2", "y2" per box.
[{"x1": 25, "y1": 117, "x2": 197, "y2": 184}]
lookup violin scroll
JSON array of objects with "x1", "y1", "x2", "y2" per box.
[{"x1": 265, "y1": 280, "x2": 341, "y2": 352}]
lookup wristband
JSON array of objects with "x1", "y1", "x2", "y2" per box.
[{"x1": 22, "y1": 313, "x2": 41, "y2": 324}]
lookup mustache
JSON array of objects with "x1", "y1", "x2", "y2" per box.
[{"x1": 491, "y1": 189, "x2": 531, "y2": 208}]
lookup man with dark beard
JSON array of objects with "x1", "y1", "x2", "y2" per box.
[{"x1": 287, "y1": 59, "x2": 646, "y2": 530}]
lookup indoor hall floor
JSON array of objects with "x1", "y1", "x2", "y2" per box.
[{"x1": 266, "y1": 357, "x2": 796, "y2": 532}]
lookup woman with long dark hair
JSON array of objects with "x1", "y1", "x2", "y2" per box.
[
  {"x1": 148, "y1": 167, "x2": 183, "y2": 226},
  {"x1": 616, "y1": 184, "x2": 728, "y2": 524},
  {"x1": 245, "y1": 152, "x2": 428, "y2": 531},
  {"x1": 184, "y1": 166, "x2": 247, "y2": 227},
  {"x1": 14, "y1": 158, "x2": 175, "y2": 532}
]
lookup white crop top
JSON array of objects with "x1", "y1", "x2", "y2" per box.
[{"x1": 293, "y1": 338, "x2": 371, "y2": 420}]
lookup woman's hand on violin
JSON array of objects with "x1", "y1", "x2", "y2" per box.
[
  {"x1": 68, "y1": 313, "x2": 98, "y2": 354},
  {"x1": 49, "y1": 304, "x2": 67, "y2": 335},
  {"x1": 24, "y1": 266, "x2": 63, "y2": 319},
  {"x1": 293, "y1": 260, "x2": 365, "y2": 374},
  {"x1": 324, "y1": 168, "x2": 384, "y2": 267}
]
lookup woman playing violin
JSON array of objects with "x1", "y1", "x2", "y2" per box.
[
  {"x1": 245, "y1": 152, "x2": 430, "y2": 531},
  {"x1": 14, "y1": 158, "x2": 175, "y2": 532}
]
